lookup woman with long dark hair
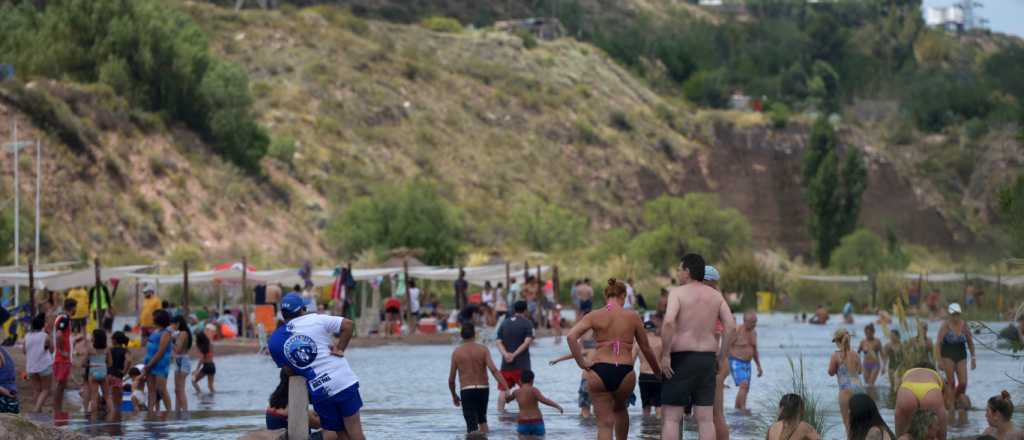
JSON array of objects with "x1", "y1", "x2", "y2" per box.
[
  {"x1": 191, "y1": 331, "x2": 216, "y2": 393},
  {"x1": 566, "y1": 279, "x2": 660, "y2": 440},
  {"x1": 171, "y1": 315, "x2": 193, "y2": 412},
  {"x1": 849, "y1": 393, "x2": 896, "y2": 440},
  {"x1": 766, "y1": 393, "x2": 821, "y2": 440}
]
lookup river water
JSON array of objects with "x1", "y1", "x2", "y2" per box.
[{"x1": 39, "y1": 313, "x2": 1024, "y2": 439}]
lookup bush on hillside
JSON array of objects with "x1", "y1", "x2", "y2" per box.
[
  {"x1": 903, "y1": 70, "x2": 992, "y2": 132},
  {"x1": 830, "y1": 229, "x2": 910, "y2": 277},
  {"x1": 683, "y1": 70, "x2": 729, "y2": 108},
  {"x1": 420, "y1": 16, "x2": 464, "y2": 33},
  {"x1": 511, "y1": 194, "x2": 589, "y2": 252},
  {"x1": 0, "y1": 0, "x2": 268, "y2": 171},
  {"x1": 768, "y1": 102, "x2": 791, "y2": 128},
  {"x1": 627, "y1": 193, "x2": 752, "y2": 274},
  {"x1": 326, "y1": 182, "x2": 464, "y2": 265},
  {"x1": 269, "y1": 136, "x2": 297, "y2": 165}
]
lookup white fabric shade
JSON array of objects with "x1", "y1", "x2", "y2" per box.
[
  {"x1": 801, "y1": 272, "x2": 1024, "y2": 286},
  {"x1": 0, "y1": 265, "x2": 153, "y2": 290}
]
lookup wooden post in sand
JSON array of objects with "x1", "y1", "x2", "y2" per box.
[
  {"x1": 28, "y1": 262, "x2": 35, "y2": 318},
  {"x1": 94, "y1": 258, "x2": 101, "y2": 322},
  {"x1": 288, "y1": 375, "x2": 310, "y2": 439},
  {"x1": 505, "y1": 262, "x2": 511, "y2": 299},
  {"x1": 134, "y1": 280, "x2": 140, "y2": 316},
  {"x1": 553, "y1": 265, "x2": 560, "y2": 304},
  {"x1": 183, "y1": 260, "x2": 190, "y2": 316},
  {"x1": 242, "y1": 256, "x2": 248, "y2": 339}
]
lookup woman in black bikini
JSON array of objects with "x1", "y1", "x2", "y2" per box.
[{"x1": 567, "y1": 279, "x2": 661, "y2": 440}]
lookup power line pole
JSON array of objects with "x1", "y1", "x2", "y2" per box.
[
  {"x1": 34, "y1": 139, "x2": 40, "y2": 267},
  {"x1": 6, "y1": 121, "x2": 37, "y2": 308}
]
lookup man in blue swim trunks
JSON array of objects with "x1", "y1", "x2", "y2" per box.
[
  {"x1": 726, "y1": 311, "x2": 763, "y2": 411},
  {"x1": 269, "y1": 293, "x2": 364, "y2": 440}
]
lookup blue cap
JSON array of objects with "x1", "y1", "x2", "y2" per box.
[
  {"x1": 281, "y1": 293, "x2": 306, "y2": 314},
  {"x1": 705, "y1": 265, "x2": 720, "y2": 282}
]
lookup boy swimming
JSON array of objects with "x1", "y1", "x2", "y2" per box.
[{"x1": 506, "y1": 370, "x2": 562, "y2": 438}]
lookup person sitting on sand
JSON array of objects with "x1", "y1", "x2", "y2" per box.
[
  {"x1": 127, "y1": 367, "x2": 146, "y2": 411},
  {"x1": 506, "y1": 370, "x2": 563, "y2": 438},
  {"x1": 265, "y1": 369, "x2": 321, "y2": 432},
  {"x1": 982, "y1": 391, "x2": 1024, "y2": 440},
  {"x1": 766, "y1": 394, "x2": 820, "y2": 440},
  {"x1": 448, "y1": 323, "x2": 508, "y2": 435}
]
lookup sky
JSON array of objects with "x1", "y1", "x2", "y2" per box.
[{"x1": 921, "y1": 0, "x2": 1024, "y2": 38}]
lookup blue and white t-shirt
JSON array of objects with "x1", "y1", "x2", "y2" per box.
[{"x1": 268, "y1": 314, "x2": 359, "y2": 403}]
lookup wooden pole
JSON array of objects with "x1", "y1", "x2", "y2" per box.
[
  {"x1": 94, "y1": 257, "x2": 101, "y2": 323},
  {"x1": 242, "y1": 257, "x2": 248, "y2": 339},
  {"x1": 403, "y1": 258, "x2": 409, "y2": 321},
  {"x1": 287, "y1": 375, "x2": 310, "y2": 440},
  {"x1": 183, "y1": 260, "x2": 190, "y2": 316},
  {"x1": 962, "y1": 270, "x2": 968, "y2": 307},
  {"x1": 505, "y1": 262, "x2": 511, "y2": 300},
  {"x1": 553, "y1": 265, "x2": 560, "y2": 304},
  {"x1": 134, "y1": 281, "x2": 140, "y2": 316},
  {"x1": 28, "y1": 262, "x2": 35, "y2": 318}
]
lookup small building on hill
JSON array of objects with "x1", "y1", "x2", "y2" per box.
[{"x1": 495, "y1": 18, "x2": 566, "y2": 40}]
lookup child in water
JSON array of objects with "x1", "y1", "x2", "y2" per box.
[
  {"x1": 128, "y1": 367, "x2": 146, "y2": 411},
  {"x1": 506, "y1": 370, "x2": 562, "y2": 438},
  {"x1": 86, "y1": 329, "x2": 109, "y2": 417},
  {"x1": 549, "y1": 330, "x2": 596, "y2": 418}
]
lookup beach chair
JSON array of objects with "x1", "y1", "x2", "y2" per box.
[{"x1": 257, "y1": 323, "x2": 268, "y2": 355}]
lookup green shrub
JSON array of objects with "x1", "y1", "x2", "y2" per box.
[
  {"x1": 720, "y1": 250, "x2": 773, "y2": 311},
  {"x1": 575, "y1": 120, "x2": 603, "y2": 145},
  {"x1": 420, "y1": 16, "x2": 464, "y2": 33},
  {"x1": 683, "y1": 70, "x2": 728, "y2": 108},
  {"x1": 269, "y1": 136, "x2": 297, "y2": 165},
  {"x1": 628, "y1": 193, "x2": 752, "y2": 273},
  {"x1": 510, "y1": 194, "x2": 589, "y2": 252},
  {"x1": 609, "y1": 111, "x2": 634, "y2": 132},
  {"x1": 517, "y1": 30, "x2": 538, "y2": 49},
  {"x1": 0, "y1": 0, "x2": 268, "y2": 171},
  {"x1": 325, "y1": 182, "x2": 464, "y2": 265},
  {"x1": 0, "y1": 82, "x2": 95, "y2": 153},
  {"x1": 768, "y1": 102, "x2": 790, "y2": 128}
]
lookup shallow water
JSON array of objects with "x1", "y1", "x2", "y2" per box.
[{"x1": 50, "y1": 313, "x2": 1024, "y2": 439}]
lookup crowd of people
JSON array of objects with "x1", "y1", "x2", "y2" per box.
[
  {"x1": 255, "y1": 252, "x2": 1024, "y2": 440},
  {"x1": 0, "y1": 282, "x2": 218, "y2": 421}
]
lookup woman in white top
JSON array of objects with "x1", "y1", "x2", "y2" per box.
[
  {"x1": 24, "y1": 313, "x2": 53, "y2": 412},
  {"x1": 481, "y1": 282, "x2": 495, "y2": 307}
]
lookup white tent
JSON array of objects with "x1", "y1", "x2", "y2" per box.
[{"x1": 0, "y1": 265, "x2": 153, "y2": 290}]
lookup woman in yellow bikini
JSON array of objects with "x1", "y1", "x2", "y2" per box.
[{"x1": 895, "y1": 362, "x2": 947, "y2": 439}]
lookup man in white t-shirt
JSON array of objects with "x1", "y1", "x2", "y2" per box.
[
  {"x1": 269, "y1": 293, "x2": 364, "y2": 440},
  {"x1": 408, "y1": 279, "x2": 421, "y2": 316},
  {"x1": 624, "y1": 278, "x2": 636, "y2": 309}
]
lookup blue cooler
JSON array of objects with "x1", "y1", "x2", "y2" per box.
[{"x1": 121, "y1": 390, "x2": 134, "y2": 412}]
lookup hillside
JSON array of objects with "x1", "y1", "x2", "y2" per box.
[{"x1": 0, "y1": 0, "x2": 1019, "y2": 268}]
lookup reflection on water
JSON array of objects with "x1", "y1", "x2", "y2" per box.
[{"x1": 49, "y1": 313, "x2": 1024, "y2": 439}]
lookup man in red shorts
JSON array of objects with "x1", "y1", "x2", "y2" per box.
[
  {"x1": 53, "y1": 298, "x2": 75, "y2": 414},
  {"x1": 496, "y1": 301, "x2": 533, "y2": 412}
]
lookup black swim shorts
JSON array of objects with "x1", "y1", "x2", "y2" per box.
[{"x1": 661, "y1": 351, "x2": 717, "y2": 407}]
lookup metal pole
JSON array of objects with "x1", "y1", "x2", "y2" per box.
[
  {"x1": 34, "y1": 139, "x2": 39, "y2": 267},
  {"x1": 242, "y1": 256, "x2": 248, "y2": 339},
  {"x1": 183, "y1": 260, "x2": 190, "y2": 316},
  {"x1": 13, "y1": 121, "x2": 19, "y2": 307},
  {"x1": 28, "y1": 261, "x2": 34, "y2": 318}
]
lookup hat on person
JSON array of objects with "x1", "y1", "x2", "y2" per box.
[
  {"x1": 832, "y1": 328, "x2": 849, "y2": 342},
  {"x1": 948, "y1": 303, "x2": 962, "y2": 315},
  {"x1": 704, "y1": 265, "x2": 721, "y2": 282},
  {"x1": 644, "y1": 321, "x2": 657, "y2": 331},
  {"x1": 142, "y1": 283, "x2": 155, "y2": 294},
  {"x1": 281, "y1": 293, "x2": 306, "y2": 314}
]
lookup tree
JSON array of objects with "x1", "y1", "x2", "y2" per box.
[
  {"x1": 831, "y1": 228, "x2": 909, "y2": 276},
  {"x1": 627, "y1": 193, "x2": 752, "y2": 273},
  {"x1": 998, "y1": 174, "x2": 1024, "y2": 256},
  {"x1": 326, "y1": 182, "x2": 464, "y2": 265},
  {"x1": 802, "y1": 118, "x2": 868, "y2": 267},
  {"x1": 511, "y1": 194, "x2": 588, "y2": 252}
]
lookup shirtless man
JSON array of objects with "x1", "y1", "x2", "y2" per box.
[
  {"x1": 449, "y1": 323, "x2": 509, "y2": 434},
  {"x1": 577, "y1": 279, "x2": 594, "y2": 317},
  {"x1": 705, "y1": 265, "x2": 731, "y2": 440},
  {"x1": 507, "y1": 370, "x2": 563, "y2": 438},
  {"x1": 660, "y1": 254, "x2": 736, "y2": 440},
  {"x1": 728, "y1": 311, "x2": 763, "y2": 410}
]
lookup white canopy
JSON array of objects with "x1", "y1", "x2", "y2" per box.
[
  {"x1": 800, "y1": 272, "x2": 1024, "y2": 286},
  {"x1": 0, "y1": 265, "x2": 153, "y2": 290}
]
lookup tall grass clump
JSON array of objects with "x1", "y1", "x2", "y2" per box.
[{"x1": 760, "y1": 354, "x2": 831, "y2": 438}]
